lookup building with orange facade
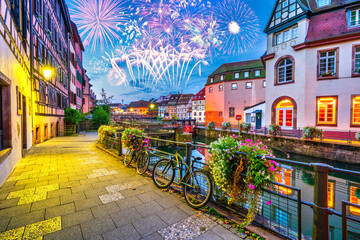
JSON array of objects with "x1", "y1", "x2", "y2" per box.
[
  {"x1": 205, "y1": 60, "x2": 266, "y2": 126},
  {"x1": 127, "y1": 100, "x2": 150, "y2": 116}
]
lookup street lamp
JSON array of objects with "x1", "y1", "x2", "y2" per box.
[
  {"x1": 130, "y1": 108, "x2": 134, "y2": 125},
  {"x1": 150, "y1": 103, "x2": 155, "y2": 109},
  {"x1": 43, "y1": 67, "x2": 53, "y2": 80}
]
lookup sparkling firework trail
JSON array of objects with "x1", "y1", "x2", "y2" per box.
[{"x1": 69, "y1": 0, "x2": 129, "y2": 52}]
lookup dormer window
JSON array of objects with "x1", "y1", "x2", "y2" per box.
[
  {"x1": 274, "y1": 26, "x2": 298, "y2": 45},
  {"x1": 317, "y1": 0, "x2": 331, "y2": 8},
  {"x1": 255, "y1": 70, "x2": 261, "y2": 77},
  {"x1": 220, "y1": 75, "x2": 224, "y2": 81},
  {"x1": 244, "y1": 71, "x2": 249, "y2": 78},
  {"x1": 210, "y1": 77, "x2": 214, "y2": 83},
  {"x1": 350, "y1": 9, "x2": 360, "y2": 27},
  {"x1": 234, "y1": 72, "x2": 240, "y2": 79}
]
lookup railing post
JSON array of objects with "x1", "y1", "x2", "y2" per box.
[
  {"x1": 106, "y1": 131, "x2": 109, "y2": 149},
  {"x1": 342, "y1": 201, "x2": 347, "y2": 240},
  {"x1": 185, "y1": 142, "x2": 192, "y2": 178},
  {"x1": 312, "y1": 163, "x2": 331, "y2": 240},
  {"x1": 118, "y1": 131, "x2": 122, "y2": 156}
]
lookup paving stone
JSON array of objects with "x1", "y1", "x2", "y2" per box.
[
  {"x1": 80, "y1": 178, "x2": 100, "y2": 185},
  {"x1": 155, "y1": 195, "x2": 182, "y2": 209},
  {"x1": 0, "y1": 204, "x2": 31, "y2": 217},
  {"x1": 7, "y1": 210, "x2": 45, "y2": 230},
  {"x1": 194, "y1": 230, "x2": 223, "y2": 240},
  {"x1": 136, "y1": 201, "x2": 164, "y2": 218},
  {"x1": 141, "y1": 232, "x2": 163, "y2": 240},
  {"x1": 47, "y1": 188, "x2": 72, "y2": 198},
  {"x1": 44, "y1": 225, "x2": 83, "y2": 240},
  {"x1": 71, "y1": 184, "x2": 94, "y2": 194},
  {"x1": 133, "y1": 214, "x2": 167, "y2": 237},
  {"x1": 61, "y1": 209, "x2": 94, "y2": 229},
  {"x1": 116, "y1": 195, "x2": 143, "y2": 211},
  {"x1": 211, "y1": 225, "x2": 242, "y2": 240},
  {"x1": 84, "y1": 188, "x2": 108, "y2": 199},
  {"x1": 176, "y1": 203, "x2": 196, "y2": 216},
  {"x1": 102, "y1": 223, "x2": 141, "y2": 240},
  {"x1": 99, "y1": 192, "x2": 125, "y2": 204},
  {"x1": 80, "y1": 217, "x2": 116, "y2": 239},
  {"x1": 45, "y1": 203, "x2": 75, "y2": 219},
  {"x1": 91, "y1": 202, "x2": 120, "y2": 219},
  {"x1": 60, "y1": 192, "x2": 86, "y2": 205},
  {"x1": 0, "y1": 198, "x2": 19, "y2": 209},
  {"x1": 137, "y1": 191, "x2": 162, "y2": 204},
  {"x1": 0, "y1": 216, "x2": 10, "y2": 232},
  {"x1": 15, "y1": 178, "x2": 39, "y2": 186},
  {"x1": 157, "y1": 206, "x2": 189, "y2": 225},
  {"x1": 74, "y1": 197, "x2": 102, "y2": 211},
  {"x1": 110, "y1": 207, "x2": 143, "y2": 227}
]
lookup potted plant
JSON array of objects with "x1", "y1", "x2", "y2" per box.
[
  {"x1": 302, "y1": 126, "x2": 323, "y2": 140},
  {"x1": 121, "y1": 128, "x2": 147, "y2": 151},
  {"x1": 240, "y1": 122, "x2": 251, "y2": 133},
  {"x1": 268, "y1": 124, "x2": 281, "y2": 136},
  {"x1": 207, "y1": 121, "x2": 215, "y2": 130},
  {"x1": 209, "y1": 136, "x2": 277, "y2": 225},
  {"x1": 222, "y1": 122, "x2": 231, "y2": 131},
  {"x1": 320, "y1": 70, "x2": 334, "y2": 77},
  {"x1": 356, "y1": 131, "x2": 360, "y2": 141}
]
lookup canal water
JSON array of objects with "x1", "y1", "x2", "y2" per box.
[{"x1": 189, "y1": 136, "x2": 360, "y2": 239}]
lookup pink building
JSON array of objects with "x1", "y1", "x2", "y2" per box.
[
  {"x1": 262, "y1": 0, "x2": 360, "y2": 133},
  {"x1": 205, "y1": 60, "x2": 266, "y2": 126},
  {"x1": 82, "y1": 72, "x2": 92, "y2": 113}
]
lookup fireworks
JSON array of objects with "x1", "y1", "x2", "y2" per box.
[
  {"x1": 69, "y1": 0, "x2": 261, "y2": 91},
  {"x1": 69, "y1": 0, "x2": 129, "y2": 51}
]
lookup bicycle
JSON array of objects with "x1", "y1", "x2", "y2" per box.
[
  {"x1": 124, "y1": 139, "x2": 150, "y2": 175},
  {"x1": 152, "y1": 146, "x2": 213, "y2": 209}
]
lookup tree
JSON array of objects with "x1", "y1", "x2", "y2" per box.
[
  {"x1": 91, "y1": 107, "x2": 111, "y2": 127},
  {"x1": 65, "y1": 108, "x2": 83, "y2": 125},
  {"x1": 97, "y1": 88, "x2": 113, "y2": 105}
]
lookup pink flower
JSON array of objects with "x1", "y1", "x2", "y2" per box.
[
  {"x1": 287, "y1": 154, "x2": 290, "y2": 158},
  {"x1": 270, "y1": 166, "x2": 276, "y2": 171},
  {"x1": 233, "y1": 134, "x2": 238, "y2": 138},
  {"x1": 270, "y1": 160, "x2": 278, "y2": 167},
  {"x1": 248, "y1": 184, "x2": 256, "y2": 190},
  {"x1": 266, "y1": 200, "x2": 272, "y2": 205}
]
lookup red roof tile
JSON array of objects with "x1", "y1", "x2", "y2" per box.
[
  {"x1": 192, "y1": 87, "x2": 205, "y2": 101},
  {"x1": 306, "y1": 9, "x2": 360, "y2": 42}
]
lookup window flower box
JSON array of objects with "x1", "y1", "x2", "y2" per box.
[{"x1": 320, "y1": 71, "x2": 335, "y2": 77}]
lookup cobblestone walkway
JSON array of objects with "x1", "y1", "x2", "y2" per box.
[{"x1": 0, "y1": 133, "x2": 243, "y2": 240}]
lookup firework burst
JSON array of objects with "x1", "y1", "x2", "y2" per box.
[
  {"x1": 69, "y1": 0, "x2": 129, "y2": 52},
  {"x1": 211, "y1": 0, "x2": 260, "y2": 55}
]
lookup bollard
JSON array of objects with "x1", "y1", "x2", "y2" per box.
[
  {"x1": 312, "y1": 163, "x2": 331, "y2": 240},
  {"x1": 118, "y1": 132, "x2": 122, "y2": 156}
]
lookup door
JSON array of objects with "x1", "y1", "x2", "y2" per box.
[
  {"x1": 276, "y1": 100, "x2": 293, "y2": 129},
  {"x1": 22, "y1": 95, "x2": 27, "y2": 155},
  {"x1": 255, "y1": 113, "x2": 261, "y2": 129}
]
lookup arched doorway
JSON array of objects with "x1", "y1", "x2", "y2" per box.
[{"x1": 272, "y1": 97, "x2": 297, "y2": 129}]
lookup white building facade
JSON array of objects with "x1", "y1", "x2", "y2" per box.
[{"x1": 192, "y1": 88, "x2": 206, "y2": 124}]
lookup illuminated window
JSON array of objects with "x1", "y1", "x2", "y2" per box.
[
  {"x1": 246, "y1": 82, "x2": 252, "y2": 89},
  {"x1": 349, "y1": 186, "x2": 360, "y2": 216},
  {"x1": 277, "y1": 58, "x2": 293, "y2": 83},
  {"x1": 276, "y1": 100, "x2": 293, "y2": 128},
  {"x1": 263, "y1": 80, "x2": 266, "y2": 87},
  {"x1": 210, "y1": 77, "x2": 214, "y2": 83},
  {"x1": 354, "y1": 46, "x2": 360, "y2": 73},
  {"x1": 319, "y1": 50, "x2": 337, "y2": 77},
  {"x1": 350, "y1": 9, "x2": 360, "y2": 27},
  {"x1": 275, "y1": 168, "x2": 293, "y2": 195},
  {"x1": 219, "y1": 85, "x2": 223, "y2": 91},
  {"x1": 328, "y1": 182, "x2": 334, "y2": 208},
  {"x1": 231, "y1": 83, "x2": 237, "y2": 90},
  {"x1": 220, "y1": 75, "x2": 224, "y2": 81},
  {"x1": 352, "y1": 96, "x2": 360, "y2": 125},
  {"x1": 317, "y1": 97, "x2": 337, "y2": 125}
]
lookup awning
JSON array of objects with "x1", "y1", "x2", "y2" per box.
[{"x1": 252, "y1": 110, "x2": 262, "y2": 113}]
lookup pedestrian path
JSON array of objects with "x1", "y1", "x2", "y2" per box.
[{"x1": 0, "y1": 132, "x2": 244, "y2": 240}]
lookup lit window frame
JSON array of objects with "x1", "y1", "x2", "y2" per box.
[
  {"x1": 351, "y1": 95, "x2": 360, "y2": 127},
  {"x1": 328, "y1": 181, "x2": 335, "y2": 209},
  {"x1": 349, "y1": 185, "x2": 360, "y2": 216},
  {"x1": 316, "y1": 96, "x2": 338, "y2": 126}
]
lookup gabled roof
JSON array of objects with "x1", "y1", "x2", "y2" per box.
[
  {"x1": 128, "y1": 100, "x2": 149, "y2": 108},
  {"x1": 192, "y1": 88, "x2": 205, "y2": 101},
  {"x1": 71, "y1": 21, "x2": 85, "y2": 51},
  {"x1": 209, "y1": 59, "x2": 263, "y2": 77},
  {"x1": 177, "y1": 94, "x2": 193, "y2": 105}
]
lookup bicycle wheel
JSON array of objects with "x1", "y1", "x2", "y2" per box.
[
  {"x1": 136, "y1": 150, "x2": 150, "y2": 175},
  {"x1": 124, "y1": 148, "x2": 134, "y2": 166},
  {"x1": 152, "y1": 158, "x2": 175, "y2": 188},
  {"x1": 183, "y1": 170, "x2": 213, "y2": 209}
]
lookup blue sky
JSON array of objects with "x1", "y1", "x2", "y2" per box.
[{"x1": 66, "y1": 0, "x2": 276, "y2": 104}]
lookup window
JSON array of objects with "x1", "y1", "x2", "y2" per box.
[
  {"x1": 194, "y1": 112, "x2": 197, "y2": 116},
  {"x1": 199, "y1": 112, "x2": 202, "y2": 116},
  {"x1": 210, "y1": 77, "x2": 214, "y2": 83},
  {"x1": 352, "y1": 96, "x2": 360, "y2": 126},
  {"x1": 354, "y1": 46, "x2": 360, "y2": 74},
  {"x1": 277, "y1": 58, "x2": 293, "y2": 84},
  {"x1": 319, "y1": 50, "x2": 337, "y2": 77},
  {"x1": 219, "y1": 85, "x2": 223, "y2": 91},
  {"x1": 255, "y1": 70, "x2": 260, "y2": 77},
  {"x1": 349, "y1": 186, "x2": 360, "y2": 216},
  {"x1": 317, "y1": 97, "x2": 337, "y2": 125},
  {"x1": 274, "y1": 26, "x2": 298, "y2": 45},
  {"x1": 231, "y1": 83, "x2": 237, "y2": 90},
  {"x1": 246, "y1": 82, "x2": 252, "y2": 89},
  {"x1": 209, "y1": 87, "x2": 213, "y2": 93},
  {"x1": 350, "y1": 9, "x2": 360, "y2": 27},
  {"x1": 246, "y1": 113, "x2": 251, "y2": 123},
  {"x1": 229, "y1": 107, "x2": 235, "y2": 118},
  {"x1": 328, "y1": 182, "x2": 334, "y2": 209},
  {"x1": 244, "y1": 71, "x2": 249, "y2": 78},
  {"x1": 233, "y1": 72, "x2": 239, "y2": 79},
  {"x1": 282, "y1": 0, "x2": 288, "y2": 7},
  {"x1": 219, "y1": 112, "x2": 223, "y2": 117},
  {"x1": 276, "y1": 100, "x2": 293, "y2": 128},
  {"x1": 317, "y1": 0, "x2": 331, "y2": 8},
  {"x1": 289, "y1": 3, "x2": 296, "y2": 12},
  {"x1": 263, "y1": 80, "x2": 266, "y2": 88},
  {"x1": 220, "y1": 75, "x2": 224, "y2": 81}
]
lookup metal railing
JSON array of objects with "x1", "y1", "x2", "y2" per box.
[{"x1": 99, "y1": 130, "x2": 360, "y2": 240}]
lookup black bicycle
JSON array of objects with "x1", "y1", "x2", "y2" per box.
[
  {"x1": 152, "y1": 146, "x2": 213, "y2": 208},
  {"x1": 124, "y1": 140, "x2": 150, "y2": 175}
]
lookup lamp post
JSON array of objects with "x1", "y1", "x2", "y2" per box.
[
  {"x1": 130, "y1": 108, "x2": 134, "y2": 125},
  {"x1": 43, "y1": 67, "x2": 53, "y2": 80}
]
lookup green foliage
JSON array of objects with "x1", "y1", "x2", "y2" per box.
[
  {"x1": 91, "y1": 107, "x2": 111, "y2": 127},
  {"x1": 121, "y1": 128, "x2": 147, "y2": 150},
  {"x1": 356, "y1": 131, "x2": 360, "y2": 141},
  {"x1": 301, "y1": 171, "x2": 315, "y2": 186},
  {"x1": 97, "y1": 125, "x2": 121, "y2": 145},
  {"x1": 240, "y1": 122, "x2": 251, "y2": 133},
  {"x1": 209, "y1": 136, "x2": 277, "y2": 225},
  {"x1": 64, "y1": 108, "x2": 83, "y2": 125},
  {"x1": 207, "y1": 121, "x2": 215, "y2": 130},
  {"x1": 302, "y1": 126, "x2": 323, "y2": 140},
  {"x1": 222, "y1": 122, "x2": 231, "y2": 130},
  {"x1": 268, "y1": 124, "x2": 281, "y2": 136}
]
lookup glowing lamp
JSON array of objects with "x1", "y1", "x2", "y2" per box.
[
  {"x1": 150, "y1": 104, "x2": 155, "y2": 109},
  {"x1": 130, "y1": 108, "x2": 134, "y2": 112},
  {"x1": 43, "y1": 68, "x2": 53, "y2": 80}
]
